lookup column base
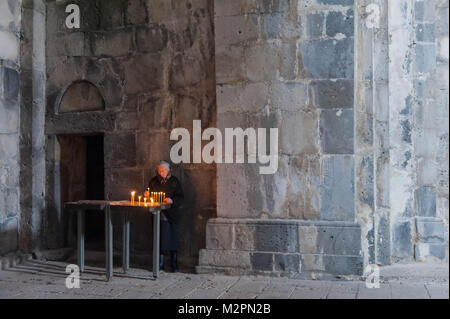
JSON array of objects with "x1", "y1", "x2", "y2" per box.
[{"x1": 197, "y1": 218, "x2": 364, "y2": 277}]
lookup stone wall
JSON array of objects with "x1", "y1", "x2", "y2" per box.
[
  {"x1": 0, "y1": 0, "x2": 22, "y2": 255},
  {"x1": 43, "y1": 0, "x2": 216, "y2": 270},
  {"x1": 388, "y1": 0, "x2": 448, "y2": 262},
  {"x1": 0, "y1": 0, "x2": 447, "y2": 276},
  {"x1": 198, "y1": 0, "x2": 363, "y2": 277}
]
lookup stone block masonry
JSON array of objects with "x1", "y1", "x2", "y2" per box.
[
  {"x1": 0, "y1": 0, "x2": 447, "y2": 278},
  {"x1": 42, "y1": 0, "x2": 217, "y2": 270},
  {"x1": 0, "y1": 0, "x2": 22, "y2": 255},
  {"x1": 200, "y1": 0, "x2": 361, "y2": 277},
  {"x1": 197, "y1": 218, "x2": 363, "y2": 277}
]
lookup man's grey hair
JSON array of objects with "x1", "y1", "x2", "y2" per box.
[{"x1": 157, "y1": 160, "x2": 171, "y2": 171}]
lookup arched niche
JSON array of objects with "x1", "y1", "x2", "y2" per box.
[{"x1": 58, "y1": 80, "x2": 105, "y2": 113}]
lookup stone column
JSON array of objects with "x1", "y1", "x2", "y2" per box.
[
  {"x1": 354, "y1": 0, "x2": 391, "y2": 267},
  {"x1": 410, "y1": 0, "x2": 448, "y2": 261},
  {"x1": 18, "y1": 0, "x2": 47, "y2": 253},
  {"x1": 198, "y1": 0, "x2": 363, "y2": 277},
  {"x1": 0, "y1": 0, "x2": 22, "y2": 255}
]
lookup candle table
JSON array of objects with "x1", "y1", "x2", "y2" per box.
[{"x1": 64, "y1": 200, "x2": 171, "y2": 281}]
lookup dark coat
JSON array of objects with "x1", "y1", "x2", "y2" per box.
[{"x1": 147, "y1": 175, "x2": 184, "y2": 251}]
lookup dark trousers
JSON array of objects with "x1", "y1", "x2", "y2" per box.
[{"x1": 160, "y1": 220, "x2": 178, "y2": 252}]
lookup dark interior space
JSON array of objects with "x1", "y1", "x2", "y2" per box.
[
  {"x1": 58, "y1": 134, "x2": 105, "y2": 251},
  {"x1": 84, "y1": 135, "x2": 105, "y2": 247}
]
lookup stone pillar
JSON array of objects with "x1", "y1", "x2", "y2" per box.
[
  {"x1": 411, "y1": 0, "x2": 448, "y2": 261},
  {"x1": 18, "y1": 0, "x2": 47, "y2": 253},
  {"x1": 0, "y1": 0, "x2": 22, "y2": 255},
  {"x1": 197, "y1": 0, "x2": 363, "y2": 277},
  {"x1": 354, "y1": 0, "x2": 391, "y2": 267}
]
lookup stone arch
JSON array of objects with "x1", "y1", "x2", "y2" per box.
[{"x1": 57, "y1": 80, "x2": 105, "y2": 113}]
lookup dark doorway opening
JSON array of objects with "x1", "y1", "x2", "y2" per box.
[
  {"x1": 58, "y1": 134, "x2": 104, "y2": 250},
  {"x1": 85, "y1": 135, "x2": 104, "y2": 246}
]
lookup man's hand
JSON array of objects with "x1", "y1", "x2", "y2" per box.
[{"x1": 165, "y1": 197, "x2": 173, "y2": 204}]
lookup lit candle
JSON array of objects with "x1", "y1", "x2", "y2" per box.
[
  {"x1": 138, "y1": 195, "x2": 142, "y2": 206},
  {"x1": 147, "y1": 188, "x2": 150, "y2": 199},
  {"x1": 163, "y1": 193, "x2": 165, "y2": 203},
  {"x1": 150, "y1": 197, "x2": 154, "y2": 203},
  {"x1": 131, "y1": 191, "x2": 136, "y2": 205},
  {"x1": 144, "y1": 197, "x2": 147, "y2": 206}
]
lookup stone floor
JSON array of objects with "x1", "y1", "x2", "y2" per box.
[{"x1": 0, "y1": 259, "x2": 448, "y2": 299}]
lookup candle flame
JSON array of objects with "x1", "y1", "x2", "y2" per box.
[{"x1": 150, "y1": 198, "x2": 154, "y2": 203}]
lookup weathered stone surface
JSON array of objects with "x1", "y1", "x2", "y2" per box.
[
  {"x1": 59, "y1": 81, "x2": 105, "y2": 113},
  {"x1": 1, "y1": 67, "x2": 19, "y2": 101},
  {"x1": 299, "y1": 254, "x2": 363, "y2": 275},
  {"x1": 0, "y1": 134, "x2": 19, "y2": 166},
  {"x1": 215, "y1": 44, "x2": 246, "y2": 84},
  {"x1": 320, "y1": 155, "x2": 355, "y2": 221},
  {"x1": 234, "y1": 223, "x2": 255, "y2": 251},
  {"x1": 260, "y1": 13, "x2": 302, "y2": 40},
  {"x1": 415, "y1": 243, "x2": 447, "y2": 261},
  {"x1": 0, "y1": 0, "x2": 447, "y2": 279},
  {"x1": 105, "y1": 168, "x2": 143, "y2": 200},
  {"x1": 251, "y1": 252, "x2": 273, "y2": 271},
  {"x1": 281, "y1": 111, "x2": 318, "y2": 155},
  {"x1": 298, "y1": 38, "x2": 354, "y2": 79},
  {"x1": 125, "y1": 0, "x2": 148, "y2": 25},
  {"x1": 205, "y1": 221, "x2": 233, "y2": 250},
  {"x1": 0, "y1": 217, "x2": 18, "y2": 255},
  {"x1": 415, "y1": 186, "x2": 437, "y2": 217},
  {"x1": 392, "y1": 221, "x2": 413, "y2": 259},
  {"x1": 215, "y1": 14, "x2": 259, "y2": 46},
  {"x1": 415, "y1": 1, "x2": 436, "y2": 22},
  {"x1": 47, "y1": 32, "x2": 85, "y2": 57},
  {"x1": 123, "y1": 53, "x2": 164, "y2": 95},
  {"x1": 85, "y1": 29, "x2": 134, "y2": 57},
  {"x1": 326, "y1": 9, "x2": 354, "y2": 38},
  {"x1": 217, "y1": 82, "x2": 269, "y2": 114},
  {"x1": 376, "y1": 214, "x2": 391, "y2": 265},
  {"x1": 415, "y1": 218, "x2": 446, "y2": 243},
  {"x1": 254, "y1": 224, "x2": 298, "y2": 253},
  {"x1": 416, "y1": 23, "x2": 435, "y2": 42},
  {"x1": 414, "y1": 44, "x2": 436, "y2": 74},
  {"x1": 310, "y1": 80, "x2": 353, "y2": 109},
  {"x1": 46, "y1": 111, "x2": 115, "y2": 135},
  {"x1": 169, "y1": 53, "x2": 208, "y2": 90},
  {"x1": 298, "y1": 224, "x2": 361, "y2": 255},
  {"x1": 0, "y1": 31, "x2": 19, "y2": 61},
  {"x1": 136, "y1": 25, "x2": 168, "y2": 53},
  {"x1": 306, "y1": 12, "x2": 324, "y2": 38},
  {"x1": 320, "y1": 109, "x2": 354, "y2": 154},
  {"x1": 274, "y1": 253, "x2": 301, "y2": 272},
  {"x1": 323, "y1": 255, "x2": 363, "y2": 275},
  {"x1": 270, "y1": 82, "x2": 308, "y2": 111},
  {"x1": 317, "y1": 0, "x2": 354, "y2": 6},
  {"x1": 104, "y1": 132, "x2": 136, "y2": 168},
  {"x1": 245, "y1": 43, "x2": 280, "y2": 82},
  {"x1": 199, "y1": 249, "x2": 251, "y2": 268},
  {"x1": 279, "y1": 43, "x2": 298, "y2": 80},
  {"x1": 0, "y1": 99, "x2": 18, "y2": 134}
]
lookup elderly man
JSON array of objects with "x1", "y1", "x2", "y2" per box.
[{"x1": 144, "y1": 161, "x2": 184, "y2": 272}]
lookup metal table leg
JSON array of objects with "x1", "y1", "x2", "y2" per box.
[
  {"x1": 77, "y1": 210, "x2": 85, "y2": 273},
  {"x1": 152, "y1": 210, "x2": 160, "y2": 278},
  {"x1": 105, "y1": 205, "x2": 113, "y2": 281},
  {"x1": 122, "y1": 212, "x2": 130, "y2": 273}
]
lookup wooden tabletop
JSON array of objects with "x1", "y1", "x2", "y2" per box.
[{"x1": 64, "y1": 200, "x2": 171, "y2": 212}]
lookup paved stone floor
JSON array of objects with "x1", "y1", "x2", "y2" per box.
[{"x1": 0, "y1": 259, "x2": 448, "y2": 299}]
